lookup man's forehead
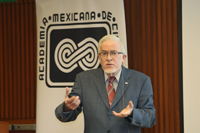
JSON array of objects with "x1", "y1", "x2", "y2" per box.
[
  {"x1": 100, "y1": 41, "x2": 121, "y2": 49},
  {"x1": 102, "y1": 40, "x2": 119, "y2": 45},
  {"x1": 101, "y1": 50, "x2": 117, "y2": 52}
]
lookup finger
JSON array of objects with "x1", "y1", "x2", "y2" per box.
[
  {"x1": 75, "y1": 96, "x2": 80, "y2": 101},
  {"x1": 129, "y1": 101, "x2": 134, "y2": 108},
  {"x1": 70, "y1": 96, "x2": 80, "y2": 103},
  {"x1": 67, "y1": 96, "x2": 76, "y2": 103},
  {"x1": 67, "y1": 97, "x2": 80, "y2": 110},
  {"x1": 74, "y1": 96, "x2": 80, "y2": 105},
  {"x1": 64, "y1": 87, "x2": 71, "y2": 111},
  {"x1": 112, "y1": 111, "x2": 124, "y2": 117},
  {"x1": 65, "y1": 87, "x2": 69, "y2": 97},
  {"x1": 67, "y1": 96, "x2": 80, "y2": 104},
  {"x1": 112, "y1": 111, "x2": 119, "y2": 116}
]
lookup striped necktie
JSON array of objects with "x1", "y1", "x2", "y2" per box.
[{"x1": 108, "y1": 76, "x2": 115, "y2": 107}]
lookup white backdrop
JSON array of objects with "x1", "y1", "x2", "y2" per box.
[
  {"x1": 36, "y1": 0, "x2": 127, "y2": 133},
  {"x1": 182, "y1": 0, "x2": 200, "y2": 133}
]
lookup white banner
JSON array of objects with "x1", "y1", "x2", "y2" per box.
[
  {"x1": 183, "y1": 0, "x2": 200, "y2": 132},
  {"x1": 36, "y1": 0, "x2": 127, "y2": 132}
]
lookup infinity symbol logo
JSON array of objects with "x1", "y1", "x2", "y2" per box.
[{"x1": 54, "y1": 37, "x2": 99, "y2": 73}]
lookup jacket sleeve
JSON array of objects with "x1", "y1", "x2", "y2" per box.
[
  {"x1": 55, "y1": 102, "x2": 82, "y2": 122},
  {"x1": 125, "y1": 77, "x2": 156, "y2": 128}
]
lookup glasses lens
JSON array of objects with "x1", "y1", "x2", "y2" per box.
[
  {"x1": 110, "y1": 51, "x2": 118, "y2": 58},
  {"x1": 101, "y1": 51, "x2": 108, "y2": 58}
]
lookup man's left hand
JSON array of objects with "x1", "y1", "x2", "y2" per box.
[{"x1": 112, "y1": 101, "x2": 134, "y2": 117}]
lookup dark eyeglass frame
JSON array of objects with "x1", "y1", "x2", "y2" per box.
[{"x1": 99, "y1": 50, "x2": 123, "y2": 58}]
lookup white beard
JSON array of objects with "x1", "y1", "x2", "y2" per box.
[
  {"x1": 103, "y1": 65, "x2": 121, "y2": 75},
  {"x1": 104, "y1": 69, "x2": 117, "y2": 74}
]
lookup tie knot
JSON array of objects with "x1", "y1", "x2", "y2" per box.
[{"x1": 109, "y1": 76, "x2": 115, "y2": 83}]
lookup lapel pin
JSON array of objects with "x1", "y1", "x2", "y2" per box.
[{"x1": 125, "y1": 82, "x2": 128, "y2": 84}]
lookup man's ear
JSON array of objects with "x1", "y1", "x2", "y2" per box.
[
  {"x1": 98, "y1": 54, "x2": 101, "y2": 62},
  {"x1": 122, "y1": 54, "x2": 127, "y2": 62},
  {"x1": 123, "y1": 54, "x2": 126, "y2": 59}
]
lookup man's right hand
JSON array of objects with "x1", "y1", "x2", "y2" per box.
[{"x1": 64, "y1": 87, "x2": 81, "y2": 112}]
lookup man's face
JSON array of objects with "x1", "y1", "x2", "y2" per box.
[{"x1": 98, "y1": 40, "x2": 126, "y2": 76}]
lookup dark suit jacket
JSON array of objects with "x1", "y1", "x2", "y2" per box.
[{"x1": 55, "y1": 66, "x2": 156, "y2": 133}]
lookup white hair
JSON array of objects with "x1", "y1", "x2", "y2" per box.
[{"x1": 98, "y1": 35, "x2": 126, "y2": 54}]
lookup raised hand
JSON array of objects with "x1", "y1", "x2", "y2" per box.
[
  {"x1": 64, "y1": 87, "x2": 80, "y2": 112},
  {"x1": 112, "y1": 101, "x2": 134, "y2": 117}
]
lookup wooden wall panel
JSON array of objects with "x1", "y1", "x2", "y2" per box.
[
  {"x1": 0, "y1": 0, "x2": 36, "y2": 124},
  {"x1": 0, "y1": 0, "x2": 181, "y2": 133},
  {"x1": 0, "y1": 2, "x2": 4, "y2": 120},
  {"x1": 124, "y1": 0, "x2": 181, "y2": 133},
  {"x1": 0, "y1": 121, "x2": 9, "y2": 133}
]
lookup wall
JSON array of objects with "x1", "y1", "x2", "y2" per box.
[
  {"x1": 182, "y1": 0, "x2": 200, "y2": 133},
  {"x1": 0, "y1": 0, "x2": 36, "y2": 125},
  {"x1": 124, "y1": 0, "x2": 181, "y2": 132}
]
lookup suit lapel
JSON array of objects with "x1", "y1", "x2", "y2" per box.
[
  {"x1": 93, "y1": 68, "x2": 110, "y2": 110},
  {"x1": 111, "y1": 67, "x2": 130, "y2": 109},
  {"x1": 92, "y1": 67, "x2": 131, "y2": 110}
]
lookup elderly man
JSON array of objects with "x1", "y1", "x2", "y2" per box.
[{"x1": 55, "y1": 35, "x2": 156, "y2": 133}]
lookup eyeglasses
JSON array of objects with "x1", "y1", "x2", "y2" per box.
[{"x1": 99, "y1": 50, "x2": 123, "y2": 58}]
